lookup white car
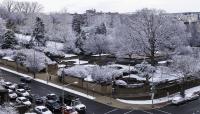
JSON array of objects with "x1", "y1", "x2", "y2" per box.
[
  {"x1": 34, "y1": 106, "x2": 52, "y2": 114},
  {"x1": 185, "y1": 93, "x2": 199, "y2": 101},
  {"x1": 8, "y1": 91, "x2": 18, "y2": 99},
  {"x1": 3, "y1": 82, "x2": 12, "y2": 88},
  {"x1": 16, "y1": 97, "x2": 31, "y2": 106},
  {"x1": 16, "y1": 89, "x2": 30, "y2": 97},
  {"x1": 8, "y1": 83, "x2": 17, "y2": 90},
  {"x1": 172, "y1": 96, "x2": 186, "y2": 105}
]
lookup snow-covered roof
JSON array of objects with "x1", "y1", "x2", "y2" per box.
[{"x1": 2, "y1": 56, "x2": 14, "y2": 62}]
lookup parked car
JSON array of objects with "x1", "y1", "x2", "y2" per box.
[
  {"x1": 45, "y1": 100, "x2": 61, "y2": 112},
  {"x1": 3, "y1": 82, "x2": 12, "y2": 89},
  {"x1": 34, "y1": 106, "x2": 52, "y2": 114},
  {"x1": 60, "y1": 94, "x2": 86, "y2": 113},
  {"x1": 29, "y1": 94, "x2": 44, "y2": 105},
  {"x1": 16, "y1": 97, "x2": 31, "y2": 106},
  {"x1": 8, "y1": 91, "x2": 18, "y2": 100},
  {"x1": 62, "y1": 106, "x2": 78, "y2": 114},
  {"x1": 172, "y1": 96, "x2": 187, "y2": 105},
  {"x1": 8, "y1": 83, "x2": 18, "y2": 90},
  {"x1": 46, "y1": 93, "x2": 59, "y2": 102},
  {"x1": 16, "y1": 89, "x2": 30, "y2": 97},
  {"x1": 20, "y1": 77, "x2": 32, "y2": 83},
  {"x1": 185, "y1": 93, "x2": 199, "y2": 101},
  {"x1": 18, "y1": 83, "x2": 31, "y2": 92}
]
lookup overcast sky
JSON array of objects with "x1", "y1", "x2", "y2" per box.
[{"x1": 1, "y1": 0, "x2": 200, "y2": 13}]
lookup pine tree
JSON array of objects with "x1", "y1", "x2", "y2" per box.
[
  {"x1": 2, "y1": 30, "x2": 18, "y2": 49},
  {"x1": 95, "y1": 23, "x2": 107, "y2": 35},
  {"x1": 72, "y1": 14, "x2": 85, "y2": 34},
  {"x1": 6, "y1": 19, "x2": 16, "y2": 32},
  {"x1": 32, "y1": 17, "x2": 45, "y2": 46}
]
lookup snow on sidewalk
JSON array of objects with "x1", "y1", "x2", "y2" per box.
[
  {"x1": 0, "y1": 66, "x2": 95, "y2": 100},
  {"x1": 117, "y1": 85, "x2": 200, "y2": 105}
]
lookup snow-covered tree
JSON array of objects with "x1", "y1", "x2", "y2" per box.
[
  {"x1": 171, "y1": 50, "x2": 200, "y2": 97},
  {"x1": 0, "y1": 18, "x2": 6, "y2": 43},
  {"x1": 2, "y1": 0, "x2": 16, "y2": 12},
  {"x1": 2, "y1": 30, "x2": 17, "y2": 49},
  {"x1": 6, "y1": 18, "x2": 16, "y2": 31},
  {"x1": 111, "y1": 23, "x2": 144, "y2": 59},
  {"x1": 32, "y1": 17, "x2": 45, "y2": 46},
  {"x1": 95, "y1": 23, "x2": 107, "y2": 35},
  {"x1": 72, "y1": 14, "x2": 85, "y2": 35},
  {"x1": 125, "y1": 8, "x2": 189, "y2": 65},
  {"x1": 83, "y1": 34, "x2": 109, "y2": 56}
]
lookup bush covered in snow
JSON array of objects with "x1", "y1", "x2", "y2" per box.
[
  {"x1": 16, "y1": 49, "x2": 54, "y2": 72},
  {"x1": 135, "y1": 61, "x2": 156, "y2": 83},
  {"x1": 0, "y1": 49, "x2": 54, "y2": 72},
  {"x1": 58, "y1": 65, "x2": 123, "y2": 84}
]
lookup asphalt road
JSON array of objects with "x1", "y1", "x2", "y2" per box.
[{"x1": 1, "y1": 69, "x2": 200, "y2": 114}]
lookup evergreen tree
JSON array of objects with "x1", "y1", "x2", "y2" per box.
[
  {"x1": 32, "y1": 17, "x2": 45, "y2": 46},
  {"x1": 6, "y1": 19, "x2": 16, "y2": 32},
  {"x1": 95, "y1": 23, "x2": 107, "y2": 35},
  {"x1": 72, "y1": 14, "x2": 85, "y2": 34},
  {"x1": 2, "y1": 30, "x2": 17, "y2": 49}
]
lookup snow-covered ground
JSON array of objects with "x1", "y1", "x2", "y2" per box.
[
  {"x1": 46, "y1": 41, "x2": 64, "y2": 51},
  {"x1": 64, "y1": 54, "x2": 77, "y2": 58}
]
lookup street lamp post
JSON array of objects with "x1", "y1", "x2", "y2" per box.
[{"x1": 62, "y1": 81, "x2": 78, "y2": 114}]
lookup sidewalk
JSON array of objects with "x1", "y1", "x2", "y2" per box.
[{"x1": 0, "y1": 64, "x2": 170, "y2": 110}]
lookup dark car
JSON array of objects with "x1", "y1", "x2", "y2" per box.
[
  {"x1": 45, "y1": 100, "x2": 61, "y2": 112},
  {"x1": 28, "y1": 94, "x2": 44, "y2": 105},
  {"x1": 46, "y1": 93, "x2": 59, "y2": 102},
  {"x1": 18, "y1": 83, "x2": 31, "y2": 91},
  {"x1": 20, "y1": 77, "x2": 32, "y2": 83}
]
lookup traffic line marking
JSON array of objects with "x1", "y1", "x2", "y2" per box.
[
  {"x1": 104, "y1": 109, "x2": 118, "y2": 114},
  {"x1": 154, "y1": 109, "x2": 172, "y2": 114},
  {"x1": 141, "y1": 110, "x2": 154, "y2": 114},
  {"x1": 124, "y1": 109, "x2": 134, "y2": 114}
]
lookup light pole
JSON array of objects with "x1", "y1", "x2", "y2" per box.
[{"x1": 62, "y1": 81, "x2": 78, "y2": 114}]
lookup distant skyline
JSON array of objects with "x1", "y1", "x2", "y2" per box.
[{"x1": 0, "y1": 0, "x2": 200, "y2": 13}]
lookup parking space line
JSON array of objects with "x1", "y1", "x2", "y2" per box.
[
  {"x1": 154, "y1": 109, "x2": 172, "y2": 114},
  {"x1": 104, "y1": 109, "x2": 118, "y2": 114},
  {"x1": 141, "y1": 110, "x2": 154, "y2": 114},
  {"x1": 124, "y1": 109, "x2": 134, "y2": 114}
]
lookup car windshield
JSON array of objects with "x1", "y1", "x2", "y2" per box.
[
  {"x1": 48, "y1": 95, "x2": 57, "y2": 100},
  {"x1": 20, "y1": 90, "x2": 26, "y2": 93},
  {"x1": 52, "y1": 102, "x2": 60, "y2": 107},
  {"x1": 7, "y1": 83, "x2": 12, "y2": 86},
  {"x1": 42, "y1": 108, "x2": 48, "y2": 112},
  {"x1": 9, "y1": 91, "x2": 14, "y2": 94},
  {"x1": 22, "y1": 99, "x2": 28, "y2": 102},
  {"x1": 72, "y1": 100, "x2": 81, "y2": 106}
]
